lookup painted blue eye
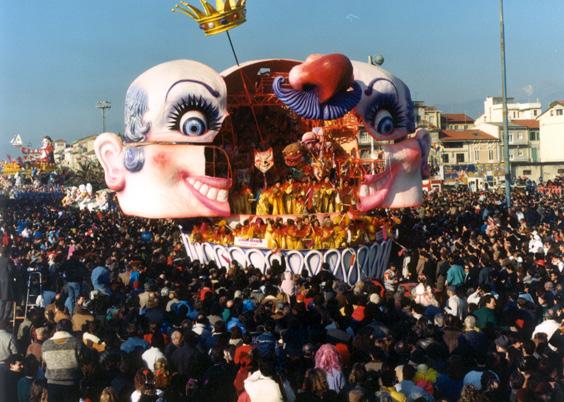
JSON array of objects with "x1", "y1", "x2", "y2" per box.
[
  {"x1": 374, "y1": 110, "x2": 394, "y2": 135},
  {"x1": 179, "y1": 111, "x2": 208, "y2": 136}
]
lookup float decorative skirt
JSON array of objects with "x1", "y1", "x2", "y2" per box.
[{"x1": 181, "y1": 234, "x2": 392, "y2": 285}]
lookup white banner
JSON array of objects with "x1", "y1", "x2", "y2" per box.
[{"x1": 233, "y1": 237, "x2": 268, "y2": 249}]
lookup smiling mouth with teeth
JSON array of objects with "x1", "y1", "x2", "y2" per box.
[
  {"x1": 183, "y1": 174, "x2": 232, "y2": 215},
  {"x1": 357, "y1": 156, "x2": 396, "y2": 212}
]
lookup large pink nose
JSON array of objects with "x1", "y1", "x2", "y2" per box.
[{"x1": 288, "y1": 53, "x2": 354, "y2": 104}]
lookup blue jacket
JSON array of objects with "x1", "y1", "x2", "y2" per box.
[
  {"x1": 446, "y1": 264, "x2": 465, "y2": 287},
  {"x1": 91, "y1": 266, "x2": 111, "y2": 296}
]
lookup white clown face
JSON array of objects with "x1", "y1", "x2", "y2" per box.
[
  {"x1": 95, "y1": 60, "x2": 232, "y2": 218},
  {"x1": 351, "y1": 61, "x2": 429, "y2": 210}
]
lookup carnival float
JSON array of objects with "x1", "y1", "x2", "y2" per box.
[
  {"x1": 1, "y1": 135, "x2": 56, "y2": 176},
  {"x1": 94, "y1": 0, "x2": 430, "y2": 284}
]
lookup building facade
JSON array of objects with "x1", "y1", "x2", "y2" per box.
[
  {"x1": 438, "y1": 129, "x2": 502, "y2": 189},
  {"x1": 53, "y1": 139, "x2": 67, "y2": 164},
  {"x1": 537, "y1": 101, "x2": 564, "y2": 180},
  {"x1": 476, "y1": 97, "x2": 563, "y2": 182},
  {"x1": 61, "y1": 135, "x2": 98, "y2": 170},
  {"x1": 441, "y1": 113, "x2": 475, "y2": 131},
  {"x1": 475, "y1": 96, "x2": 542, "y2": 124}
]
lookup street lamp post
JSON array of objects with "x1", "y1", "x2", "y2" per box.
[
  {"x1": 96, "y1": 100, "x2": 111, "y2": 133},
  {"x1": 499, "y1": 0, "x2": 511, "y2": 208}
]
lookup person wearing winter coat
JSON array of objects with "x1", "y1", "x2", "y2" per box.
[
  {"x1": 238, "y1": 357, "x2": 284, "y2": 402},
  {"x1": 0, "y1": 248, "x2": 15, "y2": 321}
]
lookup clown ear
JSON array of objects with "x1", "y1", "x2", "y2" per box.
[{"x1": 94, "y1": 133, "x2": 126, "y2": 191}]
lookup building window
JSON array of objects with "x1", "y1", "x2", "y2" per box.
[
  {"x1": 508, "y1": 134, "x2": 513, "y2": 143},
  {"x1": 442, "y1": 154, "x2": 449, "y2": 164},
  {"x1": 529, "y1": 131, "x2": 538, "y2": 141},
  {"x1": 558, "y1": 169, "x2": 564, "y2": 174},
  {"x1": 534, "y1": 110, "x2": 538, "y2": 116},
  {"x1": 523, "y1": 169, "x2": 532, "y2": 175},
  {"x1": 456, "y1": 153, "x2": 465, "y2": 163},
  {"x1": 531, "y1": 147, "x2": 538, "y2": 162},
  {"x1": 474, "y1": 149, "x2": 480, "y2": 161},
  {"x1": 557, "y1": 109, "x2": 563, "y2": 116},
  {"x1": 488, "y1": 149, "x2": 494, "y2": 161}
]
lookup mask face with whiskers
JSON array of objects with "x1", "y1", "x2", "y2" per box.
[{"x1": 95, "y1": 60, "x2": 232, "y2": 218}]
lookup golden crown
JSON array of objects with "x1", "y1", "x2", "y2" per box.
[{"x1": 172, "y1": 0, "x2": 247, "y2": 36}]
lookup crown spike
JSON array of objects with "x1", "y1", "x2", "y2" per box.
[
  {"x1": 200, "y1": 0, "x2": 217, "y2": 15},
  {"x1": 174, "y1": 7, "x2": 196, "y2": 19},
  {"x1": 174, "y1": 1, "x2": 202, "y2": 18},
  {"x1": 221, "y1": 0, "x2": 232, "y2": 12},
  {"x1": 173, "y1": 4, "x2": 199, "y2": 19}
]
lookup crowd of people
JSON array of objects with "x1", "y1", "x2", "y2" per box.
[
  {"x1": 0, "y1": 175, "x2": 562, "y2": 402},
  {"x1": 189, "y1": 214, "x2": 388, "y2": 250}
]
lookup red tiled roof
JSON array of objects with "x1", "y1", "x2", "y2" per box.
[
  {"x1": 511, "y1": 119, "x2": 539, "y2": 129},
  {"x1": 443, "y1": 113, "x2": 474, "y2": 123},
  {"x1": 439, "y1": 129, "x2": 498, "y2": 142}
]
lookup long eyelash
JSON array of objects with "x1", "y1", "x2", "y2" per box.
[
  {"x1": 168, "y1": 95, "x2": 221, "y2": 132},
  {"x1": 364, "y1": 93, "x2": 409, "y2": 129}
]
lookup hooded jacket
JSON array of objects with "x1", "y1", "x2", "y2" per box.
[{"x1": 242, "y1": 370, "x2": 283, "y2": 402}]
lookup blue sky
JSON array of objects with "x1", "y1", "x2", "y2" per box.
[{"x1": 1, "y1": 0, "x2": 563, "y2": 156}]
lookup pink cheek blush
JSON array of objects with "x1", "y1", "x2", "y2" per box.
[{"x1": 152, "y1": 152, "x2": 169, "y2": 168}]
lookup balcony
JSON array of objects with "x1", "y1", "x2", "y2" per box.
[
  {"x1": 507, "y1": 132, "x2": 529, "y2": 146},
  {"x1": 509, "y1": 154, "x2": 530, "y2": 162}
]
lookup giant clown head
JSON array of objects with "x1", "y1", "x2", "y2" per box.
[
  {"x1": 274, "y1": 54, "x2": 430, "y2": 210},
  {"x1": 351, "y1": 61, "x2": 430, "y2": 210},
  {"x1": 94, "y1": 60, "x2": 231, "y2": 218}
]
